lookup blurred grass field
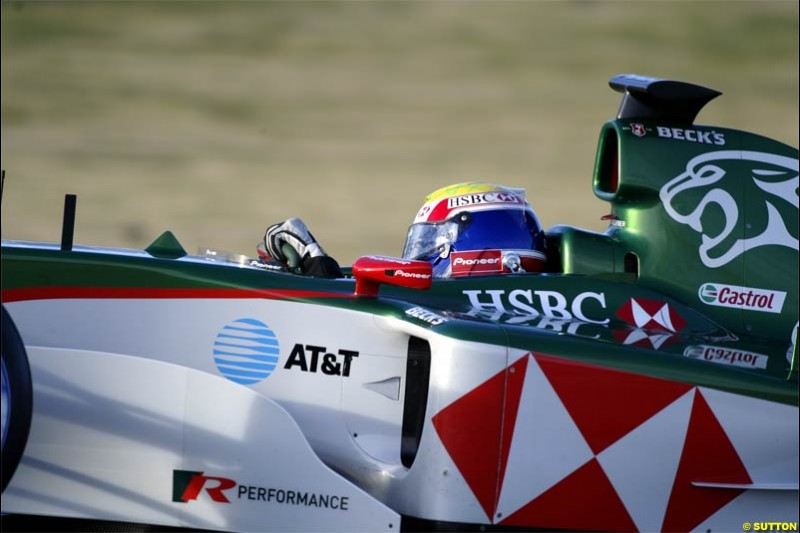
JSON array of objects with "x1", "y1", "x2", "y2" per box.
[{"x1": 1, "y1": 1, "x2": 797, "y2": 265}]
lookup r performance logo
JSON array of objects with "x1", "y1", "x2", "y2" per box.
[
  {"x1": 173, "y1": 470, "x2": 236, "y2": 503},
  {"x1": 171, "y1": 469, "x2": 352, "y2": 511}
]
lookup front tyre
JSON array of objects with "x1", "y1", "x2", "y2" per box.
[{"x1": 1, "y1": 304, "x2": 33, "y2": 493}]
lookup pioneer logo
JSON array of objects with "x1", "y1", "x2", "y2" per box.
[
  {"x1": 394, "y1": 269, "x2": 431, "y2": 279},
  {"x1": 452, "y1": 257, "x2": 501, "y2": 266},
  {"x1": 451, "y1": 250, "x2": 504, "y2": 277}
]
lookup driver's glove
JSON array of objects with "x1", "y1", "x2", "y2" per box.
[
  {"x1": 262, "y1": 218, "x2": 343, "y2": 279},
  {"x1": 264, "y1": 217, "x2": 326, "y2": 265}
]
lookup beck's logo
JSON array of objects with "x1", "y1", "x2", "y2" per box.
[
  {"x1": 656, "y1": 127, "x2": 726, "y2": 145},
  {"x1": 630, "y1": 123, "x2": 647, "y2": 137},
  {"x1": 451, "y1": 250, "x2": 503, "y2": 277},
  {"x1": 284, "y1": 344, "x2": 359, "y2": 376},
  {"x1": 173, "y1": 470, "x2": 236, "y2": 503},
  {"x1": 698, "y1": 283, "x2": 786, "y2": 314},
  {"x1": 405, "y1": 306, "x2": 448, "y2": 326}
]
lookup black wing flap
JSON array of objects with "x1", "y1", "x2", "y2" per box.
[{"x1": 610, "y1": 74, "x2": 722, "y2": 125}]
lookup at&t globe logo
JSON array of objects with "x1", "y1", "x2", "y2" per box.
[{"x1": 213, "y1": 318, "x2": 280, "y2": 385}]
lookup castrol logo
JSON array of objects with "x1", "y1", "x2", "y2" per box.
[{"x1": 698, "y1": 283, "x2": 786, "y2": 314}]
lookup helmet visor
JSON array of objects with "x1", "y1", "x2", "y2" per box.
[
  {"x1": 402, "y1": 218, "x2": 460, "y2": 261},
  {"x1": 402, "y1": 208, "x2": 543, "y2": 261}
]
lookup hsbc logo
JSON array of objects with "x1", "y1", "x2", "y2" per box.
[
  {"x1": 616, "y1": 297, "x2": 686, "y2": 333},
  {"x1": 446, "y1": 192, "x2": 523, "y2": 209},
  {"x1": 463, "y1": 288, "x2": 609, "y2": 324}
]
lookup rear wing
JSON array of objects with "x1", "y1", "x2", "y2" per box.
[{"x1": 610, "y1": 74, "x2": 721, "y2": 125}]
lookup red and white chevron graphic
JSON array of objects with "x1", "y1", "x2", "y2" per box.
[
  {"x1": 612, "y1": 327, "x2": 677, "y2": 350},
  {"x1": 616, "y1": 297, "x2": 687, "y2": 333},
  {"x1": 432, "y1": 353, "x2": 796, "y2": 532}
]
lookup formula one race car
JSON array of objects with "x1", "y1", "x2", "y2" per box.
[{"x1": 2, "y1": 74, "x2": 798, "y2": 532}]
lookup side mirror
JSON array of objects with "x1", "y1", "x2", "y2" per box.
[{"x1": 352, "y1": 256, "x2": 433, "y2": 297}]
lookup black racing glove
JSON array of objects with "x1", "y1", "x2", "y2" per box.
[
  {"x1": 264, "y1": 217, "x2": 326, "y2": 264},
  {"x1": 262, "y1": 218, "x2": 343, "y2": 279}
]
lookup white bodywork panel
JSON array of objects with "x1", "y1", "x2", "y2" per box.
[
  {"x1": 2, "y1": 297, "x2": 798, "y2": 532},
  {"x1": 2, "y1": 347, "x2": 398, "y2": 531}
]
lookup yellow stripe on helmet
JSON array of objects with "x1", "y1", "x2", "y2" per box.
[{"x1": 425, "y1": 182, "x2": 515, "y2": 203}]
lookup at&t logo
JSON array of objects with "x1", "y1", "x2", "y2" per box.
[
  {"x1": 284, "y1": 344, "x2": 359, "y2": 376},
  {"x1": 213, "y1": 318, "x2": 280, "y2": 386}
]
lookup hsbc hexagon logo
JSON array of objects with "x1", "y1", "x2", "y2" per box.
[
  {"x1": 616, "y1": 297, "x2": 686, "y2": 333},
  {"x1": 432, "y1": 353, "x2": 759, "y2": 532}
]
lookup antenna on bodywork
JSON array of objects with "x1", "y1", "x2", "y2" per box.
[
  {"x1": 0, "y1": 170, "x2": 4, "y2": 239},
  {"x1": 61, "y1": 194, "x2": 77, "y2": 252}
]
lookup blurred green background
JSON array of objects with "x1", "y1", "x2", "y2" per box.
[{"x1": 2, "y1": 1, "x2": 797, "y2": 265}]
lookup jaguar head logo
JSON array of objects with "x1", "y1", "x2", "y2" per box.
[{"x1": 659, "y1": 150, "x2": 798, "y2": 268}]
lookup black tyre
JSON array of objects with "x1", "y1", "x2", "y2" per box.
[{"x1": 2, "y1": 304, "x2": 33, "y2": 493}]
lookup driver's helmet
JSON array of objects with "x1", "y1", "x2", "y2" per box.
[{"x1": 402, "y1": 182, "x2": 547, "y2": 277}]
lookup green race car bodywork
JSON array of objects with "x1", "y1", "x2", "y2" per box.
[{"x1": 1, "y1": 74, "x2": 797, "y2": 532}]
